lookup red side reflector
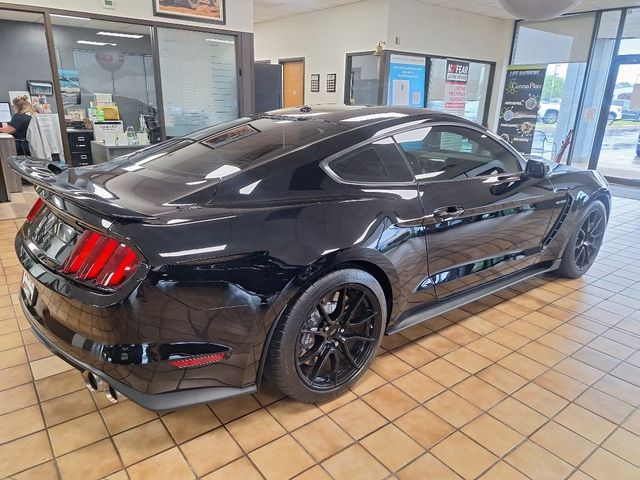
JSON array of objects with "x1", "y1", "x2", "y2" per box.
[
  {"x1": 169, "y1": 352, "x2": 228, "y2": 369},
  {"x1": 61, "y1": 229, "x2": 140, "y2": 289},
  {"x1": 26, "y1": 198, "x2": 44, "y2": 223}
]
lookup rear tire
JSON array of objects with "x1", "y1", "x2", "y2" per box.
[
  {"x1": 557, "y1": 200, "x2": 607, "y2": 279},
  {"x1": 265, "y1": 269, "x2": 386, "y2": 403}
]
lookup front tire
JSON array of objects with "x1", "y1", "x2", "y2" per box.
[
  {"x1": 557, "y1": 200, "x2": 607, "y2": 278},
  {"x1": 266, "y1": 269, "x2": 386, "y2": 403}
]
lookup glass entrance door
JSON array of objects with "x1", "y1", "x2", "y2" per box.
[{"x1": 595, "y1": 58, "x2": 640, "y2": 179}]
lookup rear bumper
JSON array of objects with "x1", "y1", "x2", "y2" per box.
[{"x1": 20, "y1": 292, "x2": 257, "y2": 411}]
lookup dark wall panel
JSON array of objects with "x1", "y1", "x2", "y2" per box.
[{"x1": 255, "y1": 62, "x2": 282, "y2": 113}]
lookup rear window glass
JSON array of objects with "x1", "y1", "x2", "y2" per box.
[{"x1": 120, "y1": 117, "x2": 346, "y2": 179}]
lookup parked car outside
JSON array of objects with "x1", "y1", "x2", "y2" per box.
[{"x1": 539, "y1": 100, "x2": 622, "y2": 125}]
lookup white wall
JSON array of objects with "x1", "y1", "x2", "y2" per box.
[
  {"x1": 254, "y1": 0, "x2": 514, "y2": 129},
  {"x1": 386, "y1": 0, "x2": 514, "y2": 129},
  {"x1": 7, "y1": 0, "x2": 253, "y2": 32},
  {"x1": 254, "y1": 0, "x2": 390, "y2": 104}
]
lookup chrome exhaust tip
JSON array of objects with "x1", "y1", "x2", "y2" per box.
[
  {"x1": 83, "y1": 371, "x2": 102, "y2": 392},
  {"x1": 105, "y1": 385, "x2": 119, "y2": 403}
]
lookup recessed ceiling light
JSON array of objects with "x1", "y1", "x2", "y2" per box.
[
  {"x1": 51, "y1": 14, "x2": 91, "y2": 21},
  {"x1": 97, "y1": 31, "x2": 144, "y2": 39},
  {"x1": 77, "y1": 40, "x2": 117, "y2": 46}
]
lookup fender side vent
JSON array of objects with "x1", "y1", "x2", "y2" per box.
[{"x1": 543, "y1": 196, "x2": 573, "y2": 248}]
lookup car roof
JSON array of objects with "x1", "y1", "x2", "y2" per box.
[{"x1": 259, "y1": 104, "x2": 475, "y2": 130}]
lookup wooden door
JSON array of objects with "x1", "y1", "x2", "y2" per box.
[{"x1": 282, "y1": 60, "x2": 304, "y2": 107}]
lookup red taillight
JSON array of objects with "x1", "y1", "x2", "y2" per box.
[
  {"x1": 61, "y1": 229, "x2": 140, "y2": 289},
  {"x1": 169, "y1": 352, "x2": 228, "y2": 369},
  {"x1": 26, "y1": 198, "x2": 44, "y2": 223}
]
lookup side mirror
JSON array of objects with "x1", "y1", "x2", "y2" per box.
[{"x1": 525, "y1": 158, "x2": 551, "y2": 179}]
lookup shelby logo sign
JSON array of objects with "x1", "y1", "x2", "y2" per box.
[{"x1": 446, "y1": 61, "x2": 469, "y2": 83}]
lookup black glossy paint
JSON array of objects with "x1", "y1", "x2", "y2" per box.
[{"x1": 11, "y1": 105, "x2": 610, "y2": 410}]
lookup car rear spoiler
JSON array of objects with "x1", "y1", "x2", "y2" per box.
[{"x1": 9, "y1": 156, "x2": 155, "y2": 221}]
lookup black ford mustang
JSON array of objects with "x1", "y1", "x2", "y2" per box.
[{"x1": 11, "y1": 105, "x2": 610, "y2": 410}]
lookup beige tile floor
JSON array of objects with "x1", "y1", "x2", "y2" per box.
[{"x1": 0, "y1": 196, "x2": 639, "y2": 480}]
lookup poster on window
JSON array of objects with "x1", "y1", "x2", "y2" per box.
[
  {"x1": 387, "y1": 54, "x2": 426, "y2": 107},
  {"x1": 496, "y1": 65, "x2": 546, "y2": 154},
  {"x1": 443, "y1": 60, "x2": 469, "y2": 117}
]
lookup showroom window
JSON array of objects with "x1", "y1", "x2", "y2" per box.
[
  {"x1": 394, "y1": 126, "x2": 521, "y2": 181},
  {"x1": 0, "y1": 10, "x2": 55, "y2": 112},
  {"x1": 0, "y1": 4, "x2": 249, "y2": 165},
  {"x1": 157, "y1": 28, "x2": 239, "y2": 138},
  {"x1": 346, "y1": 53, "x2": 382, "y2": 105},
  {"x1": 50, "y1": 15, "x2": 160, "y2": 154},
  {"x1": 426, "y1": 58, "x2": 493, "y2": 125},
  {"x1": 510, "y1": 13, "x2": 596, "y2": 161},
  {"x1": 327, "y1": 140, "x2": 414, "y2": 183},
  {"x1": 345, "y1": 51, "x2": 495, "y2": 125}
]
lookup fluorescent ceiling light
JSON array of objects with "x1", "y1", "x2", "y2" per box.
[
  {"x1": 205, "y1": 38, "x2": 234, "y2": 44},
  {"x1": 51, "y1": 14, "x2": 91, "y2": 21},
  {"x1": 97, "y1": 31, "x2": 144, "y2": 39},
  {"x1": 77, "y1": 40, "x2": 117, "y2": 46},
  {"x1": 342, "y1": 113, "x2": 408, "y2": 122}
]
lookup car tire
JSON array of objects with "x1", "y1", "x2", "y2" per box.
[
  {"x1": 557, "y1": 200, "x2": 607, "y2": 279},
  {"x1": 265, "y1": 268, "x2": 386, "y2": 403},
  {"x1": 543, "y1": 111, "x2": 558, "y2": 124},
  {"x1": 607, "y1": 112, "x2": 616, "y2": 125}
]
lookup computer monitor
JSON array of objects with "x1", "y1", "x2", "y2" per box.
[{"x1": 0, "y1": 102, "x2": 12, "y2": 123}]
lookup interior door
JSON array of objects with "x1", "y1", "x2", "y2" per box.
[
  {"x1": 282, "y1": 59, "x2": 304, "y2": 108},
  {"x1": 394, "y1": 124, "x2": 561, "y2": 299}
]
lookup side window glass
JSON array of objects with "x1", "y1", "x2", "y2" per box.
[
  {"x1": 394, "y1": 126, "x2": 522, "y2": 181},
  {"x1": 328, "y1": 139, "x2": 414, "y2": 183}
]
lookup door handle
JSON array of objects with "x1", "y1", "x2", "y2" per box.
[{"x1": 433, "y1": 205, "x2": 465, "y2": 220}]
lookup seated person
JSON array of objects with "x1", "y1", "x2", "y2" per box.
[{"x1": 0, "y1": 96, "x2": 33, "y2": 155}]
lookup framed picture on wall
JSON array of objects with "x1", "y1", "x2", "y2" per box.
[
  {"x1": 310, "y1": 74, "x2": 320, "y2": 93},
  {"x1": 326, "y1": 73, "x2": 337, "y2": 93},
  {"x1": 153, "y1": 0, "x2": 225, "y2": 25}
]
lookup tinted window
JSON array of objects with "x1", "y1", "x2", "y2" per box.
[
  {"x1": 395, "y1": 126, "x2": 521, "y2": 181},
  {"x1": 329, "y1": 140, "x2": 413, "y2": 183}
]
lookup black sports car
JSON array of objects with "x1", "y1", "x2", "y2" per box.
[{"x1": 11, "y1": 105, "x2": 610, "y2": 410}]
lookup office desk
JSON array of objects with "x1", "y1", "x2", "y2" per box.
[
  {"x1": 0, "y1": 133, "x2": 22, "y2": 201},
  {"x1": 91, "y1": 141, "x2": 148, "y2": 164}
]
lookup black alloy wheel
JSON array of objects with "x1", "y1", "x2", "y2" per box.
[
  {"x1": 574, "y1": 210, "x2": 605, "y2": 270},
  {"x1": 295, "y1": 286, "x2": 379, "y2": 390},
  {"x1": 265, "y1": 269, "x2": 386, "y2": 402},
  {"x1": 557, "y1": 200, "x2": 607, "y2": 278}
]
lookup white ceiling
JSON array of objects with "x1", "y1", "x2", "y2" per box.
[
  {"x1": 254, "y1": 0, "x2": 640, "y2": 23},
  {"x1": 254, "y1": 0, "x2": 360, "y2": 23}
]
